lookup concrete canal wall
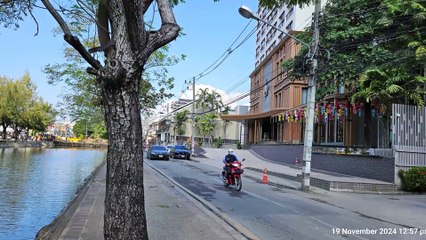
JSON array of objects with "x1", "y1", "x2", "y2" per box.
[
  {"x1": 0, "y1": 140, "x2": 106, "y2": 148},
  {"x1": 0, "y1": 140, "x2": 51, "y2": 148}
]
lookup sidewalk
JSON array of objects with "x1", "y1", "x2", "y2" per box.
[
  {"x1": 39, "y1": 162, "x2": 251, "y2": 240},
  {"x1": 196, "y1": 147, "x2": 398, "y2": 193}
]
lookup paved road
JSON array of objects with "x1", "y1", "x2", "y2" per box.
[{"x1": 146, "y1": 157, "x2": 425, "y2": 240}]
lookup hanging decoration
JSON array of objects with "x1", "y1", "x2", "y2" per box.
[
  {"x1": 337, "y1": 104, "x2": 344, "y2": 119},
  {"x1": 272, "y1": 98, "x2": 383, "y2": 125},
  {"x1": 274, "y1": 107, "x2": 306, "y2": 124}
]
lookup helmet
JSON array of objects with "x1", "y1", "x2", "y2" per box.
[{"x1": 228, "y1": 149, "x2": 234, "y2": 154}]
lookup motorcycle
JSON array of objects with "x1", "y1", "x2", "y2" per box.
[{"x1": 221, "y1": 158, "x2": 245, "y2": 191}]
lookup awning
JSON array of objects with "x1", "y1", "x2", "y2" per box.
[{"x1": 219, "y1": 108, "x2": 288, "y2": 121}]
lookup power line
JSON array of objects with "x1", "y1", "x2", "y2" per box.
[{"x1": 166, "y1": 20, "x2": 258, "y2": 110}]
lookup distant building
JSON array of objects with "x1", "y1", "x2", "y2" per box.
[{"x1": 145, "y1": 100, "x2": 249, "y2": 146}]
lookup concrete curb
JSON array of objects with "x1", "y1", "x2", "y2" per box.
[{"x1": 144, "y1": 160, "x2": 259, "y2": 240}]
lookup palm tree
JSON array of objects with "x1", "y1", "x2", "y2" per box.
[
  {"x1": 221, "y1": 106, "x2": 231, "y2": 143},
  {"x1": 352, "y1": 67, "x2": 426, "y2": 115},
  {"x1": 195, "y1": 88, "x2": 225, "y2": 144},
  {"x1": 174, "y1": 109, "x2": 189, "y2": 144},
  {"x1": 196, "y1": 88, "x2": 224, "y2": 113}
]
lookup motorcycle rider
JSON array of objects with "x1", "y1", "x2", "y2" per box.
[{"x1": 223, "y1": 149, "x2": 239, "y2": 184}]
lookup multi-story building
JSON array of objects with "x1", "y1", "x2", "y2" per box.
[
  {"x1": 222, "y1": 33, "x2": 306, "y2": 145},
  {"x1": 221, "y1": 3, "x2": 318, "y2": 145},
  {"x1": 255, "y1": 4, "x2": 315, "y2": 67}
]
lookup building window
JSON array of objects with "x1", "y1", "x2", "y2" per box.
[
  {"x1": 286, "y1": 7, "x2": 294, "y2": 20},
  {"x1": 279, "y1": 93, "x2": 282, "y2": 108},
  {"x1": 279, "y1": 11, "x2": 285, "y2": 20},
  {"x1": 302, "y1": 88, "x2": 308, "y2": 105},
  {"x1": 286, "y1": 21, "x2": 293, "y2": 31},
  {"x1": 275, "y1": 93, "x2": 279, "y2": 108}
]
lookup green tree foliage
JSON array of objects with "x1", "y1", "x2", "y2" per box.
[
  {"x1": 0, "y1": 74, "x2": 56, "y2": 139},
  {"x1": 174, "y1": 109, "x2": 189, "y2": 136},
  {"x1": 194, "y1": 88, "x2": 225, "y2": 143},
  {"x1": 0, "y1": 76, "x2": 13, "y2": 137},
  {"x1": 0, "y1": 0, "x2": 35, "y2": 29},
  {"x1": 194, "y1": 112, "x2": 217, "y2": 143},
  {"x1": 316, "y1": 0, "x2": 426, "y2": 108},
  {"x1": 43, "y1": 5, "x2": 185, "y2": 124},
  {"x1": 221, "y1": 105, "x2": 231, "y2": 141},
  {"x1": 92, "y1": 121, "x2": 107, "y2": 139},
  {"x1": 195, "y1": 88, "x2": 224, "y2": 114},
  {"x1": 281, "y1": 0, "x2": 426, "y2": 110}
]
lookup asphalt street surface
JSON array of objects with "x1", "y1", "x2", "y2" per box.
[{"x1": 146, "y1": 156, "x2": 424, "y2": 240}]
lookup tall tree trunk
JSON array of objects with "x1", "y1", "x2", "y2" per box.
[
  {"x1": 14, "y1": 125, "x2": 19, "y2": 142},
  {"x1": 41, "y1": 1, "x2": 179, "y2": 239},
  {"x1": 102, "y1": 77, "x2": 147, "y2": 239},
  {"x1": 1, "y1": 124, "x2": 6, "y2": 139}
]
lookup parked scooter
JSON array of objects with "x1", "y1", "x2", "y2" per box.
[{"x1": 220, "y1": 158, "x2": 245, "y2": 191}]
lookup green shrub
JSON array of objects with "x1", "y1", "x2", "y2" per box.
[
  {"x1": 398, "y1": 167, "x2": 426, "y2": 192},
  {"x1": 236, "y1": 141, "x2": 242, "y2": 149},
  {"x1": 213, "y1": 137, "x2": 223, "y2": 148}
]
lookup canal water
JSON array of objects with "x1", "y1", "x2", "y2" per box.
[{"x1": 0, "y1": 147, "x2": 106, "y2": 240}]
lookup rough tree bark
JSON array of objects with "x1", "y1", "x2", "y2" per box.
[
  {"x1": 101, "y1": 76, "x2": 146, "y2": 239},
  {"x1": 41, "y1": 0, "x2": 180, "y2": 239}
]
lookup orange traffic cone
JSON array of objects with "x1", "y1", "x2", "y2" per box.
[{"x1": 262, "y1": 168, "x2": 268, "y2": 184}]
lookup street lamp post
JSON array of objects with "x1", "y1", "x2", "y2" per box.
[{"x1": 239, "y1": 4, "x2": 321, "y2": 191}]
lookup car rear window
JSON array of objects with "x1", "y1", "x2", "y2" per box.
[
  {"x1": 151, "y1": 146, "x2": 166, "y2": 151},
  {"x1": 175, "y1": 145, "x2": 187, "y2": 150}
]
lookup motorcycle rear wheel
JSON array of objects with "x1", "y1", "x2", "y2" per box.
[{"x1": 234, "y1": 177, "x2": 242, "y2": 191}]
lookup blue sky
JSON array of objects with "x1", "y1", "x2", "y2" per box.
[{"x1": 0, "y1": 0, "x2": 258, "y2": 110}]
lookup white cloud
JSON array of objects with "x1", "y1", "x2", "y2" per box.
[
  {"x1": 150, "y1": 84, "x2": 250, "y2": 119},
  {"x1": 180, "y1": 83, "x2": 249, "y2": 109}
]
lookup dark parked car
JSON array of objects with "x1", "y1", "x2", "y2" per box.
[
  {"x1": 147, "y1": 145, "x2": 169, "y2": 160},
  {"x1": 170, "y1": 145, "x2": 191, "y2": 160}
]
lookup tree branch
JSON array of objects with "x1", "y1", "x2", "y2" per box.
[
  {"x1": 144, "y1": 0, "x2": 180, "y2": 60},
  {"x1": 142, "y1": 0, "x2": 154, "y2": 14},
  {"x1": 28, "y1": 7, "x2": 39, "y2": 36},
  {"x1": 41, "y1": 0, "x2": 102, "y2": 70}
]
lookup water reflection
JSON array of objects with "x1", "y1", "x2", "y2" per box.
[{"x1": 0, "y1": 148, "x2": 106, "y2": 240}]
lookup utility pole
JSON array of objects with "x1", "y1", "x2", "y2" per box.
[
  {"x1": 302, "y1": 0, "x2": 321, "y2": 191},
  {"x1": 191, "y1": 77, "x2": 195, "y2": 156}
]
